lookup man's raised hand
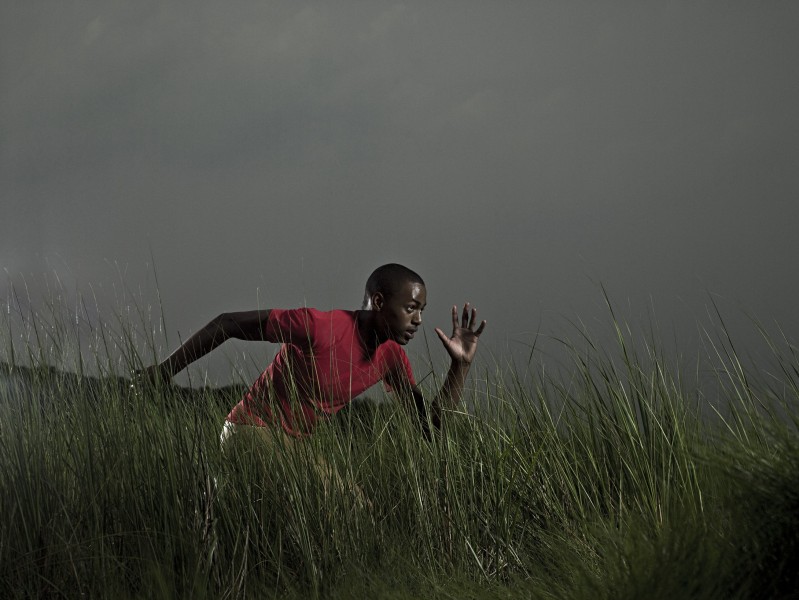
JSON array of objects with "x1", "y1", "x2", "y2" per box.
[{"x1": 434, "y1": 303, "x2": 486, "y2": 366}]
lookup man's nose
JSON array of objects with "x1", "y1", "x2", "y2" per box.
[{"x1": 412, "y1": 310, "x2": 422, "y2": 325}]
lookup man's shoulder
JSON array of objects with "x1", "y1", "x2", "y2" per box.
[
  {"x1": 266, "y1": 308, "x2": 355, "y2": 345},
  {"x1": 295, "y1": 308, "x2": 357, "y2": 333},
  {"x1": 298, "y1": 308, "x2": 355, "y2": 323},
  {"x1": 272, "y1": 307, "x2": 353, "y2": 320},
  {"x1": 376, "y1": 339, "x2": 409, "y2": 361}
]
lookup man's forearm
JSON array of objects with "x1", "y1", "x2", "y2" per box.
[
  {"x1": 430, "y1": 362, "x2": 470, "y2": 429},
  {"x1": 159, "y1": 315, "x2": 230, "y2": 376}
]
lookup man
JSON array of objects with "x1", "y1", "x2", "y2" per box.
[{"x1": 137, "y1": 264, "x2": 486, "y2": 444}]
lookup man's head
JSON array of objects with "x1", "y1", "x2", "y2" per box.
[
  {"x1": 362, "y1": 263, "x2": 427, "y2": 345},
  {"x1": 363, "y1": 264, "x2": 425, "y2": 307}
]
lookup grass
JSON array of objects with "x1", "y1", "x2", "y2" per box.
[{"x1": 1, "y1": 286, "x2": 798, "y2": 598}]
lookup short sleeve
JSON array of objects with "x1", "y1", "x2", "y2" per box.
[
  {"x1": 263, "y1": 308, "x2": 317, "y2": 350},
  {"x1": 382, "y1": 345, "x2": 416, "y2": 394}
]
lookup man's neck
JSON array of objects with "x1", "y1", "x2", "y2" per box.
[{"x1": 355, "y1": 310, "x2": 385, "y2": 355}]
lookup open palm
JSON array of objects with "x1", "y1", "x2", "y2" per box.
[{"x1": 434, "y1": 303, "x2": 486, "y2": 366}]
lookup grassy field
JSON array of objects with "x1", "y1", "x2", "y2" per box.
[{"x1": 1, "y1": 296, "x2": 798, "y2": 599}]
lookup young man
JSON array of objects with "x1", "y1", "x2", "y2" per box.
[{"x1": 137, "y1": 264, "x2": 486, "y2": 443}]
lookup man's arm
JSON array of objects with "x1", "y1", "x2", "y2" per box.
[
  {"x1": 431, "y1": 303, "x2": 486, "y2": 427},
  {"x1": 405, "y1": 385, "x2": 434, "y2": 440},
  {"x1": 402, "y1": 303, "x2": 486, "y2": 435},
  {"x1": 136, "y1": 309, "x2": 271, "y2": 383}
]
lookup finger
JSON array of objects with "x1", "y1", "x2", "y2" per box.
[
  {"x1": 450, "y1": 305, "x2": 458, "y2": 331},
  {"x1": 469, "y1": 307, "x2": 477, "y2": 330},
  {"x1": 474, "y1": 320, "x2": 487, "y2": 337},
  {"x1": 434, "y1": 327, "x2": 449, "y2": 344},
  {"x1": 461, "y1": 303, "x2": 470, "y2": 328}
]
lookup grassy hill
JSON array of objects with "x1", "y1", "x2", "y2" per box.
[{"x1": 1, "y1": 315, "x2": 798, "y2": 598}]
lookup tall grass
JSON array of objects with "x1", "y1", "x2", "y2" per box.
[{"x1": 1, "y1": 287, "x2": 798, "y2": 598}]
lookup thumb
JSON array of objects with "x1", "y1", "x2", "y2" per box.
[{"x1": 434, "y1": 327, "x2": 449, "y2": 344}]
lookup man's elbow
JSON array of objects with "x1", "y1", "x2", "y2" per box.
[
  {"x1": 217, "y1": 311, "x2": 264, "y2": 341},
  {"x1": 213, "y1": 313, "x2": 239, "y2": 341}
]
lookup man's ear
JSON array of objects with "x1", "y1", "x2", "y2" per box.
[{"x1": 371, "y1": 292, "x2": 385, "y2": 311}]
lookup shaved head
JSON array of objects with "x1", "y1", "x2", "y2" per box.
[{"x1": 363, "y1": 264, "x2": 425, "y2": 308}]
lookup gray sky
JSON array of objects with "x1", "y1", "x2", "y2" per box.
[{"x1": 3, "y1": 2, "x2": 799, "y2": 384}]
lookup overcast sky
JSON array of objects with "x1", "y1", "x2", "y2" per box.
[{"x1": 3, "y1": 2, "x2": 799, "y2": 384}]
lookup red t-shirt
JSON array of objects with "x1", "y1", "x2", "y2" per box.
[{"x1": 226, "y1": 308, "x2": 416, "y2": 436}]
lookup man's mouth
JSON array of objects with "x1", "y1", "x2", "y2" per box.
[{"x1": 404, "y1": 329, "x2": 417, "y2": 340}]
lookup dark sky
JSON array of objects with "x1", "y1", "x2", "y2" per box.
[{"x1": 3, "y1": 2, "x2": 799, "y2": 384}]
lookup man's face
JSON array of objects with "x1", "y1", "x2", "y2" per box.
[{"x1": 377, "y1": 281, "x2": 427, "y2": 345}]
